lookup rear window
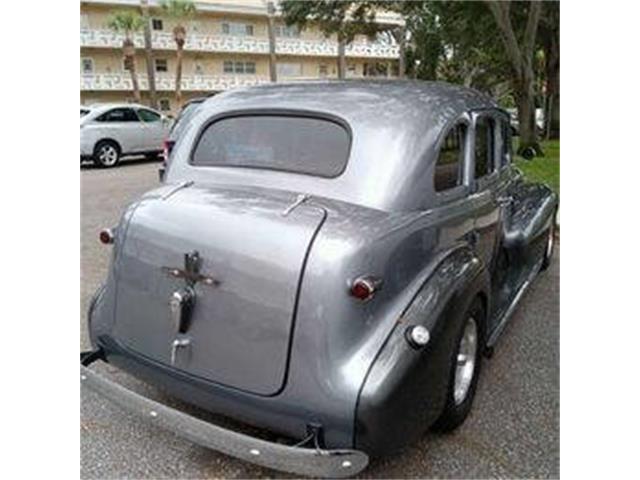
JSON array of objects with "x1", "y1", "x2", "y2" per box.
[
  {"x1": 191, "y1": 115, "x2": 350, "y2": 177},
  {"x1": 169, "y1": 102, "x2": 201, "y2": 139}
]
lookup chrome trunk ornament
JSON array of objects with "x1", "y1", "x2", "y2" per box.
[
  {"x1": 169, "y1": 287, "x2": 195, "y2": 333},
  {"x1": 162, "y1": 250, "x2": 220, "y2": 288},
  {"x1": 170, "y1": 337, "x2": 191, "y2": 365}
]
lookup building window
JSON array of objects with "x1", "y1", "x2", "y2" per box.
[
  {"x1": 159, "y1": 99, "x2": 171, "y2": 111},
  {"x1": 434, "y1": 123, "x2": 467, "y2": 192},
  {"x1": 222, "y1": 21, "x2": 253, "y2": 36},
  {"x1": 223, "y1": 60, "x2": 256, "y2": 74},
  {"x1": 155, "y1": 58, "x2": 168, "y2": 73},
  {"x1": 152, "y1": 18, "x2": 163, "y2": 31},
  {"x1": 318, "y1": 64, "x2": 328, "y2": 77},
  {"x1": 195, "y1": 62, "x2": 204, "y2": 75},
  {"x1": 364, "y1": 62, "x2": 388, "y2": 77},
  {"x1": 347, "y1": 64, "x2": 357, "y2": 77},
  {"x1": 277, "y1": 62, "x2": 302, "y2": 78},
  {"x1": 275, "y1": 24, "x2": 300, "y2": 38},
  {"x1": 81, "y1": 57, "x2": 94, "y2": 74}
]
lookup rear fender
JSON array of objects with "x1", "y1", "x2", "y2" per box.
[
  {"x1": 503, "y1": 182, "x2": 558, "y2": 250},
  {"x1": 354, "y1": 246, "x2": 488, "y2": 456}
]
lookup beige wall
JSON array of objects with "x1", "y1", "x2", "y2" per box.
[{"x1": 81, "y1": 1, "x2": 400, "y2": 114}]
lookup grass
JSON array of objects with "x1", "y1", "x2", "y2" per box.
[{"x1": 514, "y1": 139, "x2": 560, "y2": 195}]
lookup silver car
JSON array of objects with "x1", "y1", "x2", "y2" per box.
[
  {"x1": 82, "y1": 81, "x2": 557, "y2": 477},
  {"x1": 80, "y1": 103, "x2": 171, "y2": 167}
]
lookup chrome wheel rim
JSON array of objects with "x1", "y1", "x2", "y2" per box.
[
  {"x1": 99, "y1": 145, "x2": 118, "y2": 166},
  {"x1": 545, "y1": 223, "x2": 555, "y2": 260},
  {"x1": 454, "y1": 316, "x2": 478, "y2": 405}
]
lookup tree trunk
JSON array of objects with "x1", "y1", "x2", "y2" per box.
[
  {"x1": 267, "y1": 1, "x2": 277, "y2": 82},
  {"x1": 140, "y1": 0, "x2": 157, "y2": 109},
  {"x1": 123, "y1": 39, "x2": 141, "y2": 103},
  {"x1": 395, "y1": 26, "x2": 406, "y2": 79},
  {"x1": 514, "y1": 64, "x2": 543, "y2": 156},
  {"x1": 174, "y1": 26, "x2": 185, "y2": 107},
  {"x1": 544, "y1": 32, "x2": 560, "y2": 139},
  {"x1": 485, "y1": 0, "x2": 543, "y2": 156},
  {"x1": 175, "y1": 44, "x2": 183, "y2": 105},
  {"x1": 337, "y1": 36, "x2": 346, "y2": 79}
]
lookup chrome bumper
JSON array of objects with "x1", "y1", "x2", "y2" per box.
[{"x1": 80, "y1": 352, "x2": 368, "y2": 478}]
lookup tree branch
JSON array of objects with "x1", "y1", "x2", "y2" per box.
[
  {"x1": 523, "y1": 0, "x2": 543, "y2": 59},
  {"x1": 484, "y1": 0, "x2": 523, "y2": 75}
]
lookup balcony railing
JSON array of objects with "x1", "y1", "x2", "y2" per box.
[
  {"x1": 80, "y1": 29, "x2": 399, "y2": 59},
  {"x1": 81, "y1": 73, "x2": 270, "y2": 91}
]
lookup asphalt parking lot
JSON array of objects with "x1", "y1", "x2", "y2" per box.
[{"x1": 80, "y1": 159, "x2": 559, "y2": 479}]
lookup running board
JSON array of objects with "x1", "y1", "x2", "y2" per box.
[{"x1": 486, "y1": 263, "x2": 541, "y2": 348}]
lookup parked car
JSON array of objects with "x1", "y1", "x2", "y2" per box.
[
  {"x1": 80, "y1": 103, "x2": 171, "y2": 167},
  {"x1": 81, "y1": 81, "x2": 558, "y2": 478},
  {"x1": 80, "y1": 106, "x2": 91, "y2": 117}
]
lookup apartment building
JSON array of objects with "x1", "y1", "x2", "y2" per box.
[{"x1": 80, "y1": 0, "x2": 403, "y2": 114}]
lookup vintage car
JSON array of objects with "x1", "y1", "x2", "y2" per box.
[{"x1": 81, "y1": 81, "x2": 558, "y2": 478}]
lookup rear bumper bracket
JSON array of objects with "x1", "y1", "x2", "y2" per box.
[{"x1": 80, "y1": 351, "x2": 368, "y2": 478}]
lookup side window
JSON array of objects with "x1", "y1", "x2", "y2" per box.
[
  {"x1": 138, "y1": 109, "x2": 161, "y2": 122},
  {"x1": 434, "y1": 123, "x2": 467, "y2": 192},
  {"x1": 474, "y1": 116, "x2": 495, "y2": 178},
  {"x1": 96, "y1": 108, "x2": 139, "y2": 123}
]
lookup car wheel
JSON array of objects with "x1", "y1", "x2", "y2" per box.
[
  {"x1": 432, "y1": 297, "x2": 484, "y2": 432},
  {"x1": 540, "y1": 213, "x2": 557, "y2": 271},
  {"x1": 94, "y1": 140, "x2": 120, "y2": 168}
]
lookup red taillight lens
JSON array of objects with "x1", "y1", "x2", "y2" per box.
[
  {"x1": 99, "y1": 228, "x2": 114, "y2": 245},
  {"x1": 163, "y1": 140, "x2": 175, "y2": 161},
  {"x1": 350, "y1": 276, "x2": 380, "y2": 301}
]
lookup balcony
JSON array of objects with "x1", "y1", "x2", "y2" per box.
[
  {"x1": 80, "y1": 29, "x2": 399, "y2": 59},
  {"x1": 81, "y1": 73, "x2": 270, "y2": 92}
]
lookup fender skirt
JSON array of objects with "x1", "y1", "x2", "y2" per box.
[{"x1": 354, "y1": 247, "x2": 488, "y2": 457}]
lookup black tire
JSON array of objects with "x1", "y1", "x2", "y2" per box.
[
  {"x1": 432, "y1": 297, "x2": 485, "y2": 432},
  {"x1": 540, "y1": 213, "x2": 557, "y2": 271},
  {"x1": 521, "y1": 146, "x2": 536, "y2": 160},
  {"x1": 145, "y1": 152, "x2": 160, "y2": 161},
  {"x1": 93, "y1": 140, "x2": 120, "y2": 168}
]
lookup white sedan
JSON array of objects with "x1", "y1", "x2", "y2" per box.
[{"x1": 81, "y1": 103, "x2": 171, "y2": 167}]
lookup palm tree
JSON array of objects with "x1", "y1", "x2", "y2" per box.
[
  {"x1": 140, "y1": 0, "x2": 157, "y2": 109},
  {"x1": 160, "y1": 0, "x2": 196, "y2": 107},
  {"x1": 266, "y1": 1, "x2": 277, "y2": 82},
  {"x1": 107, "y1": 10, "x2": 144, "y2": 103}
]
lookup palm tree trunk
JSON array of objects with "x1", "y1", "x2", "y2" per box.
[
  {"x1": 174, "y1": 25, "x2": 186, "y2": 107},
  {"x1": 123, "y1": 39, "x2": 141, "y2": 103},
  {"x1": 394, "y1": 26, "x2": 406, "y2": 79},
  {"x1": 130, "y1": 63, "x2": 141, "y2": 103},
  {"x1": 175, "y1": 43, "x2": 183, "y2": 105},
  {"x1": 266, "y1": 1, "x2": 277, "y2": 82},
  {"x1": 140, "y1": 0, "x2": 157, "y2": 109},
  {"x1": 337, "y1": 35, "x2": 346, "y2": 79}
]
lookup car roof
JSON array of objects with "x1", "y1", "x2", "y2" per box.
[
  {"x1": 168, "y1": 80, "x2": 503, "y2": 212},
  {"x1": 87, "y1": 103, "x2": 159, "y2": 114},
  {"x1": 202, "y1": 80, "x2": 496, "y2": 132}
]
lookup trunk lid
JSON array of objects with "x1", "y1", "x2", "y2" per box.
[{"x1": 112, "y1": 184, "x2": 325, "y2": 395}]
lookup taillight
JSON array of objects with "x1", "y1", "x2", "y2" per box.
[
  {"x1": 163, "y1": 139, "x2": 175, "y2": 161},
  {"x1": 350, "y1": 276, "x2": 381, "y2": 301},
  {"x1": 99, "y1": 228, "x2": 114, "y2": 245}
]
